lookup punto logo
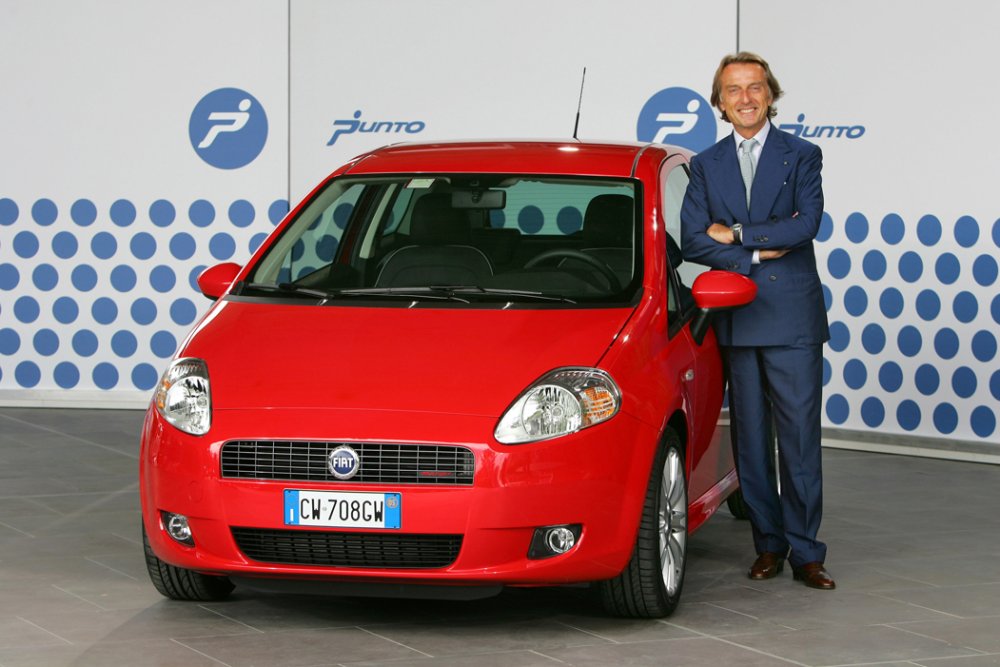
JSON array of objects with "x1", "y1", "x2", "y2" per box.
[
  {"x1": 636, "y1": 87, "x2": 717, "y2": 152},
  {"x1": 189, "y1": 88, "x2": 268, "y2": 169},
  {"x1": 326, "y1": 110, "x2": 426, "y2": 146},
  {"x1": 778, "y1": 113, "x2": 866, "y2": 140}
]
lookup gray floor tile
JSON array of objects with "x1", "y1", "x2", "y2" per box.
[
  {"x1": 0, "y1": 639, "x2": 226, "y2": 667},
  {"x1": 179, "y1": 627, "x2": 429, "y2": 666},
  {"x1": 2, "y1": 408, "x2": 1000, "y2": 667},
  {"x1": 362, "y1": 617, "x2": 612, "y2": 657},
  {"x1": 891, "y1": 616, "x2": 1000, "y2": 653},
  {"x1": 876, "y1": 583, "x2": 1000, "y2": 619},
  {"x1": 661, "y1": 601, "x2": 794, "y2": 637},
  {"x1": 0, "y1": 616, "x2": 71, "y2": 650},
  {"x1": 701, "y1": 588, "x2": 955, "y2": 630},
  {"x1": 868, "y1": 554, "x2": 1000, "y2": 588},
  {"x1": 552, "y1": 614, "x2": 700, "y2": 643},
  {"x1": 536, "y1": 635, "x2": 801, "y2": 666},
  {"x1": 19, "y1": 603, "x2": 261, "y2": 644},
  {"x1": 914, "y1": 655, "x2": 1000, "y2": 667},
  {"x1": 727, "y1": 624, "x2": 982, "y2": 666},
  {"x1": 346, "y1": 651, "x2": 568, "y2": 667}
]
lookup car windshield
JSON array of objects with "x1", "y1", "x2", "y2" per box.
[{"x1": 243, "y1": 174, "x2": 641, "y2": 307}]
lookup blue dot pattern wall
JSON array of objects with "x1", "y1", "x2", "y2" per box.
[
  {"x1": 0, "y1": 196, "x2": 287, "y2": 400},
  {"x1": 1, "y1": 196, "x2": 998, "y2": 443},
  {"x1": 817, "y1": 211, "x2": 999, "y2": 442}
]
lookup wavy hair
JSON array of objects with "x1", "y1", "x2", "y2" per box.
[{"x1": 710, "y1": 51, "x2": 784, "y2": 123}]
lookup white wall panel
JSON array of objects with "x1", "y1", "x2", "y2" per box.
[
  {"x1": 289, "y1": 0, "x2": 736, "y2": 200},
  {"x1": 1, "y1": 0, "x2": 995, "y2": 449},
  {"x1": 0, "y1": 0, "x2": 288, "y2": 406},
  {"x1": 742, "y1": 0, "x2": 1000, "y2": 443}
]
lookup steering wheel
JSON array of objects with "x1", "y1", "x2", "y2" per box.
[{"x1": 524, "y1": 249, "x2": 623, "y2": 292}]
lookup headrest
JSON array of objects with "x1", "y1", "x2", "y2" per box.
[
  {"x1": 410, "y1": 193, "x2": 470, "y2": 244},
  {"x1": 583, "y1": 194, "x2": 633, "y2": 247}
]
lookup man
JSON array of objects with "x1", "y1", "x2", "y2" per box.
[{"x1": 680, "y1": 52, "x2": 834, "y2": 590}]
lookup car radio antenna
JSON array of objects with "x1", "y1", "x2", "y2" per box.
[{"x1": 572, "y1": 67, "x2": 587, "y2": 140}]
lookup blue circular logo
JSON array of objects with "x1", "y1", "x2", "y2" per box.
[
  {"x1": 637, "y1": 87, "x2": 717, "y2": 152},
  {"x1": 328, "y1": 445, "x2": 360, "y2": 480},
  {"x1": 189, "y1": 88, "x2": 268, "y2": 169}
]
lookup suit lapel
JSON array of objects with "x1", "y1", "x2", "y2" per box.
[
  {"x1": 749, "y1": 129, "x2": 794, "y2": 222},
  {"x1": 711, "y1": 139, "x2": 750, "y2": 221}
]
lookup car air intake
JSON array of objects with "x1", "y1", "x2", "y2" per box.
[
  {"x1": 231, "y1": 528, "x2": 462, "y2": 569},
  {"x1": 220, "y1": 441, "x2": 474, "y2": 485}
]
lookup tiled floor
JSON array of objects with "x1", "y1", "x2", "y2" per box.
[{"x1": 1, "y1": 407, "x2": 999, "y2": 667}]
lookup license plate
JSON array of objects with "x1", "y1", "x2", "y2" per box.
[{"x1": 284, "y1": 490, "x2": 401, "y2": 529}]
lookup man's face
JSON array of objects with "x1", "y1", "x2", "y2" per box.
[{"x1": 718, "y1": 62, "x2": 772, "y2": 138}]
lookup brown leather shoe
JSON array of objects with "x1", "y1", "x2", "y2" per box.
[
  {"x1": 792, "y1": 562, "x2": 836, "y2": 590},
  {"x1": 748, "y1": 552, "x2": 785, "y2": 580}
]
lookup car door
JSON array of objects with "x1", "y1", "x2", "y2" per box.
[{"x1": 658, "y1": 155, "x2": 731, "y2": 502}]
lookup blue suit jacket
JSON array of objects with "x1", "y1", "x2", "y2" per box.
[{"x1": 680, "y1": 126, "x2": 830, "y2": 347}]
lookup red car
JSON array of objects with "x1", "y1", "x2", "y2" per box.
[{"x1": 140, "y1": 140, "x2": 755, "y2": 618}]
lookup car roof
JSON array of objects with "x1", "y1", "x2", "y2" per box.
[{"x1": 341, "y1": 140, "x2": 673, "y2": 178}]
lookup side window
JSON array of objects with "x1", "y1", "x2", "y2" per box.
[
  {"x1": 660, "y1": 161, "x2": 700, "y2": 331},
  {"x1": 664, "y1": 164, "x2": 709, "y2": 289},
  {"x1": 662, "y1": 164, "x2": 686, "y2": 257}
]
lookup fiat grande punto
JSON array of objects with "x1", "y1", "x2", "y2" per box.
[{"x1": 139, "y1": 140, "x2": 756, "y2": 617}]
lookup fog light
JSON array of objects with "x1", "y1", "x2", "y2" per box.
[
  {"x1": 161, "y1": 511, "x2": 194, "y2": 546},
  {"x1": 528, "y1": 524, "x2": 582, "y2": 559},
  {"x1": 547, "y1": 527, "x2": 576, "y2": 553}
]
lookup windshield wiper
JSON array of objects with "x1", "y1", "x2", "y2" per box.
[
  {"x1": 336, "y1": 286, "x2": 576, "y2": 304},
  {"x1": 333, "y1": 287, "x2": 471, "y2": 303},
  {"x1": 238, "y1": 283, "x2": 467, "y2": 303},
  {"x1": 241, "y1": 282, "x2": 332, "y2": 301},
  {"x1": 239, "y1": 283, "x2": 577, "y2": 305},
  {"x1": 444, "y1": 286, "x2": 577, "y2": 303}
]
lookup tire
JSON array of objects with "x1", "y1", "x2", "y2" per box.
[
  {"x1": 599, "y1": 429, "x2": 687, "y2": 618},
  {"x1": 142, "y1": 521, "x2": 234, "y2": 601},
  {"x1": 726, "y1": 487, "x2": 751, "y2": 520}
]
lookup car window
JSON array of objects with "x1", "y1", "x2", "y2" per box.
[
  {"x1": 660, "y1": 161, "x2": 700, "y2": 330},
  {"x1": 245, "y1": 175, "x2": 642, "y2": 307},
  {"x1": 665, "y1": 165, "x2": 709, "y2": 289},
  {"x1": 252, "y1": 182, "x2": 364, "y2": 285}
]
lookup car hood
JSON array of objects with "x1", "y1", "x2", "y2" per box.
[{"x1": 183, "y1": 300, "x2": 636, "y2": 415}]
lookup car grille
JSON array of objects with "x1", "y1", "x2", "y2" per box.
[
  {"x1": 220, "y1": 441, "x2": 475, "y2": 485},
  {"x1": 231, "y1": 528, "x2": 462, "y2": 569}
]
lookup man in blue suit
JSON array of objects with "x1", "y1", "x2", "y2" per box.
[{"x1": 681, "y1": 52, "x2": 834, "y2": 589}]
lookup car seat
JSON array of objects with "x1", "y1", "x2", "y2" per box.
[{"x1": 375, "y1": 193, "x2": 494, "y2": 287}]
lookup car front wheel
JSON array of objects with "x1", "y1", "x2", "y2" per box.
[
  {"x1": 142, "y1": 522, "x2": 234, "y2": 601},
  {"x1": 599, "y1": 429, "x2": 687, "y2": 617}
]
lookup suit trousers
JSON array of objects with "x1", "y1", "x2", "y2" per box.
[{"x1": 725, "y1": 343, "x2": 827, "y2": 567}]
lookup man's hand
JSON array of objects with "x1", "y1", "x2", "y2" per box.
[
  {"x1": 759, "y1": 249, "x2": 790, "y2": 260},
  {"x1": 706, "y1": 222, "x2": 735, "y2": 245}
]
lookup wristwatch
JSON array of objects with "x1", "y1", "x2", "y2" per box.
[{"x1": 731, "y1": 223, "x2": 743, "y2": 245}]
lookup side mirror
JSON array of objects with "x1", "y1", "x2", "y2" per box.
[
  {"x1": 197, "y1": 262, "x2": 242, "y2": 300},
  {"x1": 689, "y1": 271, "x2": 757, "y2": 345}
]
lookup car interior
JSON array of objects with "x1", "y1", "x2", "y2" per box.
[{"x1": 252, "y1": 176, "x2": 646, "y2": 302}]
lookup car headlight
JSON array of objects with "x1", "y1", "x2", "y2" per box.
[
  {"x1": 154, "y1": 358, "x2": 211, "y2": 435},
  {"x1": 495, "y1": 367, "x2": 621, "y2": 444}
]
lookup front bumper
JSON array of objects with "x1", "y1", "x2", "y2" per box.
[{"x1": 140, "y1": 405, "x2": 661, "y2": 586}]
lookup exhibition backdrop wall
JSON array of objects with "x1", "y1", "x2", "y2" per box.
[{"x1": 1, "y1": 0, "x2": 997, "y2": 451}]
